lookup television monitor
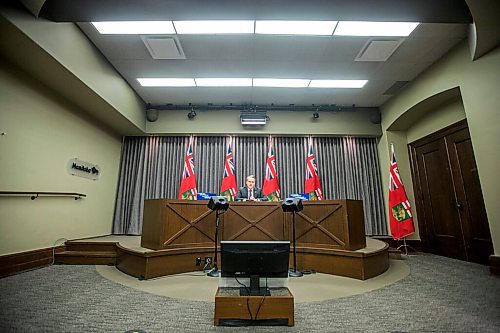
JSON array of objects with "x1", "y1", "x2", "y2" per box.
[{"x1": 220, "y1": 240, "x2": 290, "y2": 296}]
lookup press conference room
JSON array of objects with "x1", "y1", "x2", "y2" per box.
[{"x1": 1, "y1": 0, "x2": 499, "y2": 332}]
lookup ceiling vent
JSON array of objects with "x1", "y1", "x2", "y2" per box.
[
  {"x1": 383, "y1": 81, "x2": 410, "y2": 95},
  {"x1": 141, "y1": 36, "x2": 186, "y2": 59},
  {"x1": 355, "y1": 39, "x2": 404, "y2": 62}
]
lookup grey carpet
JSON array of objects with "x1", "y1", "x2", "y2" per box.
[{"x1": 0, "y1": 254, "x2": 499, "y2": 332}]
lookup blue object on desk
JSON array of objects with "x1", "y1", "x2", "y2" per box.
[
  {"x1": 197, "y1": 192, "x2": 217, "y2": 200},
  {"x1": 288, "y1": 193, "x2": 309, "y2": 201}
]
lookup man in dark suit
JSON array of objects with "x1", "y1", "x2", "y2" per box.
[{"x1": 235, "y1": 175, "x2": 267, "y2": 201}]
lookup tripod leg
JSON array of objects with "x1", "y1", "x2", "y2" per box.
[
  {"x1": 289, "y1": 211, "x2": 303, "y2": 277},
  {"x1": 207, "y1": 211, "x2": 220, "y2": 277}
]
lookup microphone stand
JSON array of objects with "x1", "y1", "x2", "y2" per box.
[
  {"x1": 207, "y1": 210, "x2": 221, "y2": 277},
  {"x1": 289, "y1": 210, "x2": 303, "y2": 277}
]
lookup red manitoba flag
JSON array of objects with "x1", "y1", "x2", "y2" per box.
[
  {"x1": 262, "y1": 137, "x2": 281, "y2": 201},
  {"x1": 178, "y1": 137, "x2": 198, "y2": 200},
  {"x1": 220, "y1": 138, "x2": 237, "y2": 201},
  {"x1": 388, "y1": 144, "x2": 415, "y2": 240},
  {"x1": 304, "y1": 138, "x2": 323, "y2": 200}
]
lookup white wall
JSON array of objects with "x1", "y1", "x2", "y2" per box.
[
  {"x1": 379, "y1": 41, "x2": 500, "y2": 254},
  {"x1": 0, "y1": 4, "x2": 146, "y2": 135},
  {"x1": 147, "y1": 108, "x2": 382, "y2": 136},
  {"x1": 406, "y1": 98, "x2": 466, "y2": 144},
  {"x1": 0, "y1": 61, "x2": 123, "y2": 255}
]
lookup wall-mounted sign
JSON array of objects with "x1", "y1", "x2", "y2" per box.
[{"x1": 67, "y1": 158, "x2": 100, "y2": 180}]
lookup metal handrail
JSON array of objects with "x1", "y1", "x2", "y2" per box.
[{"x1": 0, "y1": 191, "x2": 86, "y2": 200}]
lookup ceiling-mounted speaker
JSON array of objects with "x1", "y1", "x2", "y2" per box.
[
  {"x1": 370, "y1": 111, "x2": 381, "y2": 124},
  {"x1": 146, "y1": 109, "x2": 159, "y2": 122}
]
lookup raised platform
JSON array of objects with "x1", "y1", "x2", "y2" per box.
[{"x1": 56, "y1": 235, "x2": 389, "y2": 280}]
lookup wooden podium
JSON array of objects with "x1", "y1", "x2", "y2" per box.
[
  {"x1": 141, "y1": 199, "x2": 366, "y2": 251},
  {"x1": 214, "y1": 287, "x2": 294, "y2": 326},
  {"x1": 133, "y1": 199, "x2": 388, "y2": 280}
]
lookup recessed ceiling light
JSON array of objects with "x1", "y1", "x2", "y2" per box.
[
  {"x1": 334, "y1": 21, "x2": 419, "y2": 37},
  {"x1": 309, "y1": 80, "x2": 368, "y2": 88},
  {"x1": 137, "y1": 78, "x2": 368, "y2": 88},
  {"x1": 173, "y1": 20, "x2": 254, "y2": 34},
  {"x1": 195, "y1": 78, "x2": 252, "y2": 87},
  {"x1": 137, "y1": 78, "x2": 196, "y2": 87},
  {"x1": 91, "y1": 21, "x2": 175, "y2": 34},
  {"x1": 253, "y1": 78, "x2": 310, "y2": 88},
  {"x1": 255, "y1": 20, "x2": 338, "y2": 35}
]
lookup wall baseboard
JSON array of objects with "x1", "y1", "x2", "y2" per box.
[
  {"x1": 490, "y1": 255, "x2": 500, "y2": 277},
  {"x1": 0, "y1": 246, "x2": 65, "y2": 278}
]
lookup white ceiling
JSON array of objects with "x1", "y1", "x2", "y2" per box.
[
  {"x1": 78, "y1": 22, "x2": 467, "y2": 107},
  {"x1": 35, "y1": 0, "x2": 471, "y2": 109}
]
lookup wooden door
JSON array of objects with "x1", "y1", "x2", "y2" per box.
[
  {"x1": 409, "y1": 120, "x2": 493, "y2": 264},
  {"x1": 446, "y1": 128, "x2": 493, "y2": 264}
]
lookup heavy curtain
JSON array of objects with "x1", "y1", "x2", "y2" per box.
[{"x1": 112, "y1": 136, "x2": 387, "y2": 235}]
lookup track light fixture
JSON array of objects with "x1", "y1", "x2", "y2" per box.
[
  {"x1": 147, "y1": 103, "x2": 375, "y2": 114},
  {"x1": 313, "y1": 111, "x2": 319, "y2": 119},
  {"x1": 187, "y1": 109, "x2": 197, "y2": 119}
]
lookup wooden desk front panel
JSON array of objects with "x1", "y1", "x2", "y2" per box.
[
  {"x1": 141, "y1": 199, "x2": 365, "y2": 251},
  {"x1": 141, "y1": 200, "x2": 216, "y2": 250},
  {"x1": 221, "y1": 202, "x2": 286, "y2": 241},
  {"x1": 294, "y1": 200, "x2": 366, "y2": 251}
]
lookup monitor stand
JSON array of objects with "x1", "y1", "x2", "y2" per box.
[{"x1": 239, "y1": 275, "x2": 271, "y2": 296}]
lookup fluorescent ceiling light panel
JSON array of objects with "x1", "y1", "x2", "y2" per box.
[
  {"x1": 137, "y1": 78, "x2": 196, "y2": 87},
  {"x1": 334, "y1": 21, "x2": 419, "y2": 37},
  {"x1": 255, "y1": 20, "x2": 337, "y2": 35},
  {"x1": 195, "y1": 78, "x2": 252, "y2": 87},
  {"x1": 91, "y1": 21, "x2": 175, "y2": 34},
  {"x1": 241, "y1": 119, "x2": 267, "y2": 125},
  {"x1": 173, "y1": 20, "x2": 254, "y2": 34},
  {"x1": 253, "y1": 78, "x2": 310, "y2": 88},
  {"x1": 309, "y1": 80, "x2": 368, "y2": 88}
]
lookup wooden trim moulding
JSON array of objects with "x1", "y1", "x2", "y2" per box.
[
  {"x1": 490, "y1": 255, "x2": 500, "y2": 277},
  {"x1": 0, "y1": 245, "x2": 66, "y2": 278},
  {"x1": 371, "y1": 236, "x2": 422, "y2": 252}
]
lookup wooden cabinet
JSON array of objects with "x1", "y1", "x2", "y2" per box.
[{"x1": 214, "y1": 287, "x2": 294, "y2": 326}]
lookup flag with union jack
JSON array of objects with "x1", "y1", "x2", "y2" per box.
[
  {"x1": 178, "y1": 137, "x2": 198, "y2": 200},
  {"x1": 262, "y1": 137, "x2": 281, "y2": 201},
  {"x1": 304, "y1": 138, "x2": 323, "y2": 200},
  {"x1": 388, "y1": 144, "x2": 415, "y2": 240},
  {"x1": 220, "y1": 138, "x2": 237, "y2": 201}
]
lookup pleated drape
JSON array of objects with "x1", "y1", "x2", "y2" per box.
[{"x1": 112, "y1": 136, "x2": 387, "y2": 236}]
